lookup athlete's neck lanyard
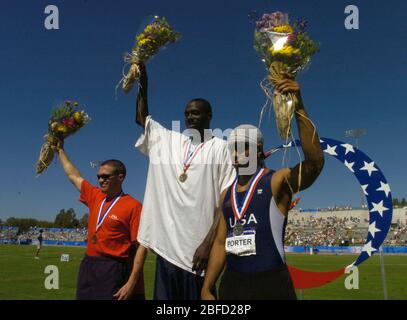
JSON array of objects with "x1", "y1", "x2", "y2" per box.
[
  {"x1": 183, "y1": 135, "x2": 214, "y2": 167},
  {"x1": 231, "y1": 167, "x2": 268, "y2": 222},
  {"x1": 182, "y1": 139, "x2": 206, "y2": 172},
  {"x1": 96, "y1": 192, "x2": 123, "y2": 231},
  {"x1": 179, "y1": 136, "x2": 213, "y2": 182}
]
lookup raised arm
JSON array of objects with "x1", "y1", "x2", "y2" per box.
[
  {"x1": 135, "y1": 63, "x2": 149, "y2": 128},
  {"x1": 272, "y1": 78, "x2": 324, "y2": 209},
  {"x1": 56, "y1": 142, "x2": 84, "y2": 192}
]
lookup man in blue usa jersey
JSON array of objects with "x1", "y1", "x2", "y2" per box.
[{"x1": 201, "y1": 77, "x2": 324, "y2": 299}]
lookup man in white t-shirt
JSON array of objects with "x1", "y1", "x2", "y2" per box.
[{"x1": 133, "y1": 63, "x2": 235, "y2": 299}]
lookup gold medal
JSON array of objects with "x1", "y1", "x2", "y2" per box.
[
  {"x1": 179, "y1": 138, "x2": 211, "y2": 184},
  {"x1": 179, "y1": 172, "x2": 188, "y2": 183},
  {"x1": 91, "y1": 234, "x2": 97, "y2": 244}
]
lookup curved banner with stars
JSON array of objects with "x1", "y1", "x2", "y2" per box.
[{"x1": 265, "y1": 137, "x2": 393, "y2": 288}]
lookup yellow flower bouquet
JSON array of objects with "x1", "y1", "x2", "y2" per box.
[
  {"x1": 36, "y1": 101, "x2": 90, "y2": 174},
  {"x1": 254, "y1": 12, "x2": 319, "y2": 139},
  {"x1": 120, "y1": 16, "x2": 181, "y2": 94}
]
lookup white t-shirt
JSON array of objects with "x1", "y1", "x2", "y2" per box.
[{"x1": 135, "y1": 116, "x2": 235, "y2": 274}]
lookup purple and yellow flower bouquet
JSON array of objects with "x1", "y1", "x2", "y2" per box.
[{"x1": 254, "y1": 12, "x2": 319, "y2": 139}]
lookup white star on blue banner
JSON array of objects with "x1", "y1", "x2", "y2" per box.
[{"x1": 267, "y1": 137, "x2": 393, "y2": 266}]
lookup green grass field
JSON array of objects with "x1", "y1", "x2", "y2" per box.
[{"x1": 1, "y1": 244, "x2": 406, "y2": 300}]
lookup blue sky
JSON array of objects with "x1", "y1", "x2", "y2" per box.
[{"x1": 1, "y1": 0, "x2": 406, "y2": 221}]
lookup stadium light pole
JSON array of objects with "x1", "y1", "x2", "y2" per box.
[
  {"x1": 344, "y1": 128, "x2": 367, "y2": 150},
  {"x1": 379, "y1": 246, "x2": 388, "y2": 300},
  {"x1": 90, "y1": 160, "x2": 102, "y2": 184},
  {"x1": 345, "y1": 129, "x2": 388, "y2": 300},
  {"x1": 345, "y1": 128, "x2": 368, "y2": 209}
]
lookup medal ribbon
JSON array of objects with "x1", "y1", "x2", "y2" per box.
[
  {"x1": 96, "y1": 192, "x2": 123, "y2": 231},
  {"x1": 182, "y1": 139, "x2": 208, "y2": 173},
  {"x1": 231, "y1": 167, "x2": 269, "y2": 222}
]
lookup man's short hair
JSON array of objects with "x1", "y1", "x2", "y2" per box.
[
  {"x1": 187, "y1": 98, "x2": 212, "y2": 115},
  {"x1": 100, "y1": 159, "x2": 126, "y2": 177}
]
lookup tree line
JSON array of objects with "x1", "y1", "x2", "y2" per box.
[
  {"x1": 0, "y1": 209, "x2": 88, "y2": 233},
  {"x1": 393, "y1": 198, "x2": 407, "y2": 208}
]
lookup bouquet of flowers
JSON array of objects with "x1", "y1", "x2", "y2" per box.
[
  {"x1": 36, "y1": 101, "x2": 90, "y2": 175},
  {"x1": 120, "y1": 16, "x2": 181, "y2": 94},
  {"x1": 254, "y1": 12, "x2": 319, "y2": 139}
]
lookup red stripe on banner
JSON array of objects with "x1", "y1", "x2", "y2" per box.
[
  {"x1": 289, "y1": 197, "x2": 301, "y2": 210},
  {"x1": 287, "y1": 265, "x2": 345, "y2": 289}
]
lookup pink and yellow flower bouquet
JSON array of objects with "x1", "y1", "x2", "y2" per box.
[{"x1": 254, "y1": 12, "x2": 319, "y2": 139}]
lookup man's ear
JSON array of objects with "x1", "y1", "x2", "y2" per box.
[
  {"x1": 207, "y1": 112, "x2": 212, "y2": 121},
  {"x1": 257, "y1": 145, "x2": 265, "y2": 160}
]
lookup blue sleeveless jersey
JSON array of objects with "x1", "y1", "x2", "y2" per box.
[{"x1": 222, "y1": 169, "x2": 287, "y2": 273}]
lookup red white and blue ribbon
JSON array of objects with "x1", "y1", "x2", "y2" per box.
[
  {"x1": 231, "y1": 167, "x2": 269, "y2": 221},
  {"x1": 96, "y1": 192, "x2": 122, "y2": 231},
  {"x1": 182, "y1": 140, "x2": 206, "y2": 172}
]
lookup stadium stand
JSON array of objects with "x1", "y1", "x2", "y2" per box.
[
  {"x1": 285, "y1": 208, "x2": 407, "y2": 246},
  {"x1": 1, "y1": 209, "x2": 406, "y2": 247},
  {"x1": 0, "y1": 226, "x2": 19, "y2": 243},
  {"x1": 14, "y1": 227, "x2": 88, "y2": 246}
]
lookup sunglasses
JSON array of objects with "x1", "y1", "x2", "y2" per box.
[{"x1": 97, "y1": 174, "x2": 116, "y2": 181}]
